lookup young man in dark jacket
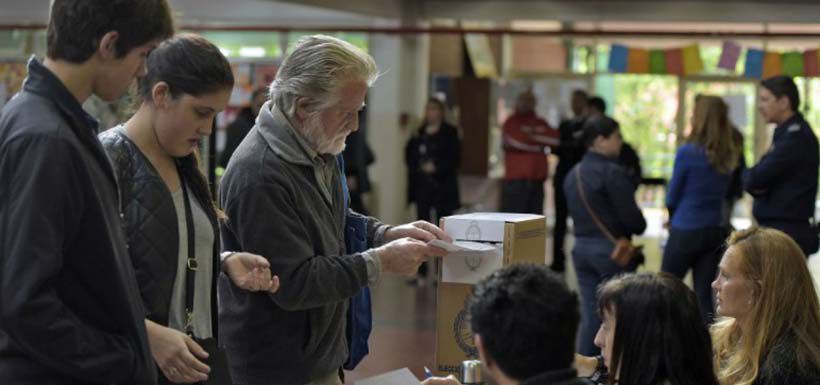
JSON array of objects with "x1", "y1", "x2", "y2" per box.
[{"x1": 0, "y1": 1, "x2": 174, "y2": 384}]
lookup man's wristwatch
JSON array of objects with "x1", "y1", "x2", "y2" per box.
[{"x1": 220, "y1": 251, "x2": 237, "y2": 263}]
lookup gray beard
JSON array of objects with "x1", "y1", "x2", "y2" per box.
[{"x1": 302, "y1": 114, "x2": 347, "y2": 155}]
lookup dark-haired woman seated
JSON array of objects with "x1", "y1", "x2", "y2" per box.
[{"x1": 575, "y1": 273, "x2": 720, "y2": 385}]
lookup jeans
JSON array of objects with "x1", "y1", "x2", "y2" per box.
[
  {"x1": 572, "y1": 237, "x2": 627, "y2": 356},
  {"x1": 661, "y1": 226, "x2": 728, "y2": 324},
  {"x1": 551, "y1": 175, "x2": 569, "y2": 272}
]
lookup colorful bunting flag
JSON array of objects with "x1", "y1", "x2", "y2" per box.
[
  {"x1": 762, "y1": 51, "x2": 783, "y2": 78},
  {"x1": 605, "y1": 43, "x2": 820, "y2": 78},
  {"x1": 745, "y1": 49, "x2": 764, "y2": 78},
  {"x1": 682, "y1": 45, "x2": 704, "y2": 75},
  {"x1": 804, "y1": 49, "x2": 820, "y2": 77},
  {"x1": 627, "y1": 48, "x2": 649, "y2": 73},
  {"x1": 718, "y1": 41, "x2": 741, "y2": 71},
  {"x1": 649, "y1": 50, "x2": 666, "y2": 74},
  {"x1": 664, "y1": 48, "x2": 683, "y2": 75},
  {"x1": 609, "y1": 44, "x2": 629, "y2": 73},
  {"x1": 782, "y1": 51, "x2": 804, "y2": 77}
]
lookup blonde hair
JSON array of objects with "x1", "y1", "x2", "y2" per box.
[
  {"x1": 687, "y1": 95, "x2": 740, "y2": 174},
  {"x1": 711, "y1": 227, "x2": 820, "y2": 385}
]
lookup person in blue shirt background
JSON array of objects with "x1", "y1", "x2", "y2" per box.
[
  {"x1": 744, "y1": 75, "x2": 820, "y2": 256},
  {"x1": 663, "y1": 95, "x2": 741, "y2": 323}
]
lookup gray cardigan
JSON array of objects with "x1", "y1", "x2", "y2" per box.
[{"x1": 218, "y1": 102, "x2": 386, "y2": 385}]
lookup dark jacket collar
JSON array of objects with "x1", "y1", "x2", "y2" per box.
[
  {"x1": 773, "y1": 112, "x2": 805, "y2": 139},
  {"x1": 256, "y1": 101, "x2": 320, "y2": 167},
  {"x1": 520, "y1": 368, "x2": 579, "y2": 385},
  {"x1": 23, "y1": 56, "x2": 99, "y2": 134},
  {"x1": 583, "y1": 151, "x2": 616, "y2": 164}
]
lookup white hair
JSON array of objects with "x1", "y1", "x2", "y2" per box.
[{"x1": 270, "y1": 35, "x2": 378, "y2": 115}]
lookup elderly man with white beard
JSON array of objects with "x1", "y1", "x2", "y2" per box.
[{"x1": 218, "y1": 35, "x2": 450, "y2": 385}]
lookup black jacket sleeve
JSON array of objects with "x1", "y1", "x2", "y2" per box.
[
  {"x1": 604, "y1": 165, "x2": 647, "y2": 237},
  {"x1": 744, "y1": 137, "x2": 799, "y2": 195},
  {"x1": 222, "y1": 181, "x2": 369, "y2": 311},
  {"x1": 0, "y1": 135, "x2": 141, "y2": 384}
]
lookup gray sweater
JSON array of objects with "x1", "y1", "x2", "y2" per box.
[{"x1": 218, "y1": 102, "x2": 387, "y2": 385}]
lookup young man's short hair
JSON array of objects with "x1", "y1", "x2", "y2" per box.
[
  {"x1": 468, "y1": 264, "x2": 579, "y2": 380},
  {"x1": 761, "y1": 75, "x2": 800, "y2": 112},
  {"x1": 47, "y1": 0, "x2": 175, "y2": 63}
]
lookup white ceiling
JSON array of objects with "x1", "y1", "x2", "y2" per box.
[
  {"x1": 0, "y1": 0, "x2": 379, "y2": 27},
  {"x1": 3, "y1": 0, "x2": 820, "y2": 28},
  {"x1": 278, "y1": 0, "x2": 820, "y2": 24}
]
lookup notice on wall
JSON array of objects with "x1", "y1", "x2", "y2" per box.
[
  {"x1": 722, "y1": 94, "x2": 747, "y2": 129},
  {"x1": 229, "y1": 63, "x2": 252, "y2": 107},
  {"x1": 464, "y1": 34, "x2": 498, "y2": 78}
]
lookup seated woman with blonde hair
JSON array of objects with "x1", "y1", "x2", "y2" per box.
[{"x1": 711, "y1": 226, "x2": 820, "y2": 385}]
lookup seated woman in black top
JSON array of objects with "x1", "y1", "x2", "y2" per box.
[{"x1": 577, "y1": 273, "x2": 721, "y2": 385}]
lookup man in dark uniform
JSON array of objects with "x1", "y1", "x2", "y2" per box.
[
  {"x1": 744, "y1": 75, "x2": 819, "y2": 256},
  {"x1": 552, "y1": 89, "x2": 588, "y2": 272}
]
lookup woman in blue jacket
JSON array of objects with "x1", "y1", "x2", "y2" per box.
[{"x1": 663, "y1": 95, "x2": 741, "y2": 323}]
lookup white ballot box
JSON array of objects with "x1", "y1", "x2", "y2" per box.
[{"x1": 435, "y1": 212, "x2": 546, "y2": 376}]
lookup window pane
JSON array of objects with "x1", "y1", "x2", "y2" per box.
[{"x1": 594, "y1": 74, "x2": 679, "y2": 179}]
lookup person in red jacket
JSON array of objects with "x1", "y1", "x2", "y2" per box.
[{"x1": 502, "y1": 89, "x2": 560, "y2": 214}]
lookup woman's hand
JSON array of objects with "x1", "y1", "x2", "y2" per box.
[
  {"x1": 222, "y1": 252, "x2": 280, "y2": 293},
  {"x1": 145, "y1": 320, "x2": 210, "y2": 383}
]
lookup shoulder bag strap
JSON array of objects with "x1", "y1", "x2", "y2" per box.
[
  {"x1": 575, "y1": 165, "x2": 618, "y2": 244},
  {"x1": 177, "y1": 162, "x2": 197, "y2": 336}
]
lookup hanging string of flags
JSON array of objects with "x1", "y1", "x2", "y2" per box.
[{"x1": 607, "y1": 41, "x2": 820, "y2": 78}]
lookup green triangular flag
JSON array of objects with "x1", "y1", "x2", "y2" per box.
[{"x1": 649, "y1": 50, "x2": 666, "y2": 74}]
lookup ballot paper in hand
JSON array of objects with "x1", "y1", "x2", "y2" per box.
[
  {"x1": 433, "y1": 239, "x2": 503, "y2": 284},
  {"x1": 429, "y1": 239, "x2": 497, "y2": 254},
  {"x1": 354, "y1": 367, "x2": 421, "y2": 385}
]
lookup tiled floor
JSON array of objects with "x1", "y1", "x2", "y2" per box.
[
  {"x1": 344, "y1": 276, "x2": 438, "y2": 383},
  {"x1": 345, "y1": 220, "x2": 820, "y2": 383}
]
